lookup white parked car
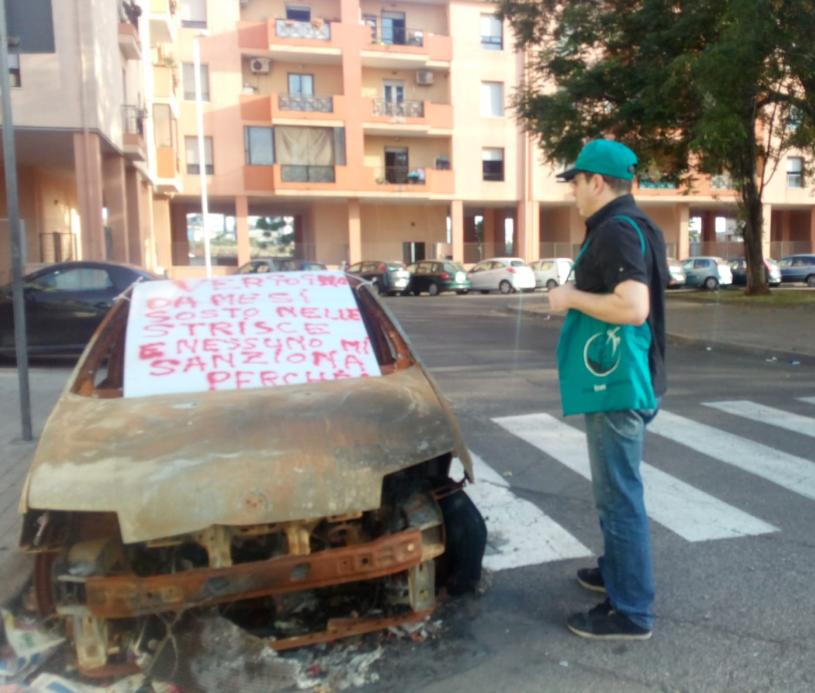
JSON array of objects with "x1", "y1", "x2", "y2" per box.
[
  {"x1": 467, "y1": 257, "x2": 537, "y2": 294},
  {"x1": 680, "y1": 256, "x2": 733, "y2": 290},
  {"x1": 529, "y1": 258, "x2": 573, "y2": 290}
]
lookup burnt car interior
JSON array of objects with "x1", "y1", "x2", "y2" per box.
[{"x1": 21, "y1": 276, "x2": 486, "y2": 677}]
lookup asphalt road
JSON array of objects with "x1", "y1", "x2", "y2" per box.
[
  {"x1": 3, "y1": 293, "x2": 814, "y2": 692},
  {"x1": 365, "y1": 292, "x2": 815, "y2": 693}
]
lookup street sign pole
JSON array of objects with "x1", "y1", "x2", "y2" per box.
[{"x1": 0, "y1": 3, "x2": 32, "y2": 441}]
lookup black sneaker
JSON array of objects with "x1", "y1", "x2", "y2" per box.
[
  {"x1": 566, "y1": 600, "x2": 652, "y2": 640},
  {"x1": 576, "y1": 567, "x2": 606, "y2": 594}
]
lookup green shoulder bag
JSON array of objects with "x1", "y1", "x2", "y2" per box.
[{"x1": 556, "y1": 215, "x2": 657, "y2": 416}]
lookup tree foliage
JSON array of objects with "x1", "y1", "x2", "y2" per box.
[{"x1": 499, "y1": 0, "x2": 815, "y2": 294}]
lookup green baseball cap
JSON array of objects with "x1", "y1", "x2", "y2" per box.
[{"x1": 557, "y1": 139, "x2": 638, "y2": 181}]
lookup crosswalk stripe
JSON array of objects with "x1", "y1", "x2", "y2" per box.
[
  {"x1": 799, "y1": 397, "x2": 815, "y2": 406},
  {"x1": 492, "y1": 413, "x2": 777, "y2": 542},
  {"x1": 703, "y1": 401, "x2": 815, "y2": 439},
  {"x1": 457, "y1": 452, "x2": 592, "y2": 570},
  {"x1": 650, "y1": 411, "x2": 815, "y2": 502}
]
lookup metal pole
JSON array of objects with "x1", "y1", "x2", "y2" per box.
[
  {"x1": 0, "y1": 6, "x2": 32, "y2": 441},
  {"x1": 193, "y1": 34, "x2": 211, "y2": 278}
]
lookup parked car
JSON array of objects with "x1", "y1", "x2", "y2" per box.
[
  {"x1": 0, "y1": 261, "x2": 158, "y2": 357},
  {"x1": 237, "y1": 257, "x2": 327, "y2": 273},
  {"x1": 779, "y1": 254, "x2": 815, "y2": 286},
  {"x1": 667, "y1": 257, "x2": 686, "y2": 288},
  {"x1": 467, "y1": 257, "x2": 537, "y2": 294},
  {"x1": 529, "y1": 258, "x2": 572, "y2": 290},
  {"x1": 405, "y1": 260, "x2": 471, "y2": 295},
  {"x1": 18, "y1": 272, "x2": 485, "y2": 674},
  {"x1": 680, "y1": 256, "x2": 734, "y2": 290},
  {"x1": 728, "y1": 257, "x2": 781, "y2": 287},
  {"x1": 346, "y1": 260, "x2": 411, "y2": 295}
]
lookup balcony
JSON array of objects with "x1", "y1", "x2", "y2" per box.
[
  {"x1": 243, "y1": 164, "x2": 349, "y2": 193},
  {"x1": 118, "y1": 17, "x2": 141, "y2": 60},
  {"x1": 367, "y1": 166, "x2": 454, "y2": 195},
  {"x1": 155, "y1": 146, "x2": 181, "y2": 192},
  {"x1": 121, "y1": 106, "x2": 146, "y2": 161},
  {"x1": 152, "y1": 64, "x2": 178, "y2": 102},
  {"x1": 275, "y1": 18, "x2": 330, "y2": 41},
  {"x1": 237, "y1": 18, "x2": 344, "y2": 61},
  {"x1": 361, "y1": 27, "x2": 452, "y2": 68},
  {"x1": 149, "y1": 0, "x2": 177, "y2": 44},
  {"x1": 240, "y1": 93, "x2": 346, "y2": 124},
  {"x1": 364, "y1": 100, "x2": 453, "y2": 135}
]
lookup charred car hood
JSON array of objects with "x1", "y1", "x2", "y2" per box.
[{"x1": 23, "y1": 366, "x2": 470, "y2": 543}]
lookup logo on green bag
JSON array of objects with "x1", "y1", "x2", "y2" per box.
[{"x1": 583, "y1": 326, "x2": 622, "y2": 377}]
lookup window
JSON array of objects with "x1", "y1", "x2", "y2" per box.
[
  {"x1": 35, "y1": 268, "x2": 113, "y2": 292},
  {"x1": 286, "y1": 5, "x2": 311, "y2": 21},
  {"x1": 182, "y1": 63, "x2": 209, "y2": 101},
  {"x1": 8, "y1": 52, "x2": 20, "y2": 88},
  {"x1": 480, "y1": 14, "x2": 502, "y2": 50},
  {"x1": 482, "y1": 148, "x2": 504, "y2": 181},
  {"x1": 480, "y1": 82, "x2": 504, "y2": 117},
  {"x1": 185, "y1": 136, "x2": 214, "y2": 174},
  {"x1": 181, "y1": 0, "x2": 207, "y2": 28},
  {"x1": 787, "y1": 156, "x2": 804, "y2": 188},
  {"x1": 153, "y1": 104, "x2": 175, "y2": 148},
  {"x1": 245, "y1": 127, "x2": 274, "y2": 165},
  {"x1": 288, "y1": 73, "x2": 314, "y2": 96}
]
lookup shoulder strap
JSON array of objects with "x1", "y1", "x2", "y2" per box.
[
  {"x1": 613, "y1": 214, "x2": 647, "y2": 257},
  {"x1": 566, "y1": 214, "x2": 647, "y2": 282}
]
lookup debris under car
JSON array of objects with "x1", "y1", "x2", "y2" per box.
[{"x1": 17, "y1": 271, "x2": 487, "y2": 677}]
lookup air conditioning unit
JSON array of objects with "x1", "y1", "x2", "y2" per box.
[
  {"x1": 415, "y1": 69, "x2": 434, "y2": 86},
  {"x1": 240, "y1": 0, "x2": 250, "y2": 6},
  {"x1": 250, "y1": 57, "x2": 271, "y2": 74}
]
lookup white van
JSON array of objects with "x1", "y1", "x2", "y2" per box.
[{"x1": 529, "y1": 258, "x2": 573, "y2": 290}]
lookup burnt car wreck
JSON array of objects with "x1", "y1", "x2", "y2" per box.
[{"x1": 18, "y1": 272, "x2": 486, "y2": 676}]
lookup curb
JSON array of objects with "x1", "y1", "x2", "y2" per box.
[
  {"x1": 0, "y1": 550, "x2": 32, "y2": 609},
  {"x1": 506, "y1": 304, "x2": 815, "y2": 364}
]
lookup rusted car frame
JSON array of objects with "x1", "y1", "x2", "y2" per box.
[{"x1": 18, "y1": 276, "x2": 476, "y2": 675}]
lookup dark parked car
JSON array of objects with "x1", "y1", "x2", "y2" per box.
[
  {"x1": 0, "y1": 261, "x2": 157, "y2": 356},
  {"x1": 406, "y1": 260, "x2": 471, "y2": 295},
  {"x1": 728, "y1": 257, "x2": 781, "y2": 286},
  {"x1": 346, "y1": 260, "x2": 411, "y2": 295},
  {"x1": 779, "y1": 254, "x2": 815, "y2": 286}
]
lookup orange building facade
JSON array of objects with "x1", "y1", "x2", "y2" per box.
[{"x1": 1, "y1": 0, "x2": 814, "y2": 282}]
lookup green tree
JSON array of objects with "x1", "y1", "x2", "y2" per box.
[{"x1": 500, "y1": 0, "x2": 815, "y2": 294}]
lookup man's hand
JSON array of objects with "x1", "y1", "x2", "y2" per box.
[{"x1": 547, "y1": 283, "x2": 578, "y2": 313}]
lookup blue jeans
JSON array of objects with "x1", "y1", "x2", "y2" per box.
[{"x1": 584, "y1": 404, "x2": 659, "y2": 630}]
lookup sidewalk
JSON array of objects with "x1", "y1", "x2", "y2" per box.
[
  {"x1": 508, "y1": 293, "x2": 815, "y2": 361},
  {"x1": 0, "y1": 367, "x2": 69, "y2": 607}
]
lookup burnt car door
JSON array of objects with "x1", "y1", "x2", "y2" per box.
[{"x1": 25, "y1": 265, "x2": 118, "y2": 352}]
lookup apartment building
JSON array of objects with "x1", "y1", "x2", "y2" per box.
[
  {"x1": 0, "y1": 0, "x2": 172, "y2": 282},
  {"x1": 1, "y1": 0, "x2": 813, "y2": 282}
]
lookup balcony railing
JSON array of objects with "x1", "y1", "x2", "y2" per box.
[
  {"x1": 279, "y1": 94, "x2": 333, "y2": 113},
  {"x1": 275, "y1": 19, "x2": 330, "y2": 40},
  {"x1": 376, "y1": 166, "x2": 430, "y2": 185},
  {"x1": 281, "y1": 165, "x2": 335, "y2": 183},
  {"x1": 122, "y1": 105, "x2": 145, "y2": 135},
  {"x1": 372, "y1": 99, "x2": 424, "y2": 118},
  {"x1": 369, "y1": 26, "x2": 425, "y2": 47}
]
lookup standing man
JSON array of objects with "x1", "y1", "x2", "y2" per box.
[{"x1": 548, "y1": 139, "x2": 668, "y2": 640}]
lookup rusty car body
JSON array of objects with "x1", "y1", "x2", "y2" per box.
[{"x1": 18, "y1": 273, "x2": 478, "y2": 675}]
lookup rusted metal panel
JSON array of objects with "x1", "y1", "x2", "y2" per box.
[
  {"x1": 82, "y1": 528, "x2": 423, "y2": 619},
  {"x1": 23, "y1": 365, "x2": 458, "y2": 543}
]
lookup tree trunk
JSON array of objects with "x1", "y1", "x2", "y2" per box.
[{"x1": 740, "y1": 170, "x2": 770, "y2": 296}]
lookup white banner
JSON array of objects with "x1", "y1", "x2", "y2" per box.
[{"x1": 123, "y1": 272, "x2": 381, "y2": 398}]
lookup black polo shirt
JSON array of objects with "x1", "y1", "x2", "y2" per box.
[{"x1": 573, "y1": 195, "x2": 669, "y2": 397}]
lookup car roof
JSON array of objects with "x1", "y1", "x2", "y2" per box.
[{"x1": 25, "y1": 260, "x2": 157, "y2": 279}]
